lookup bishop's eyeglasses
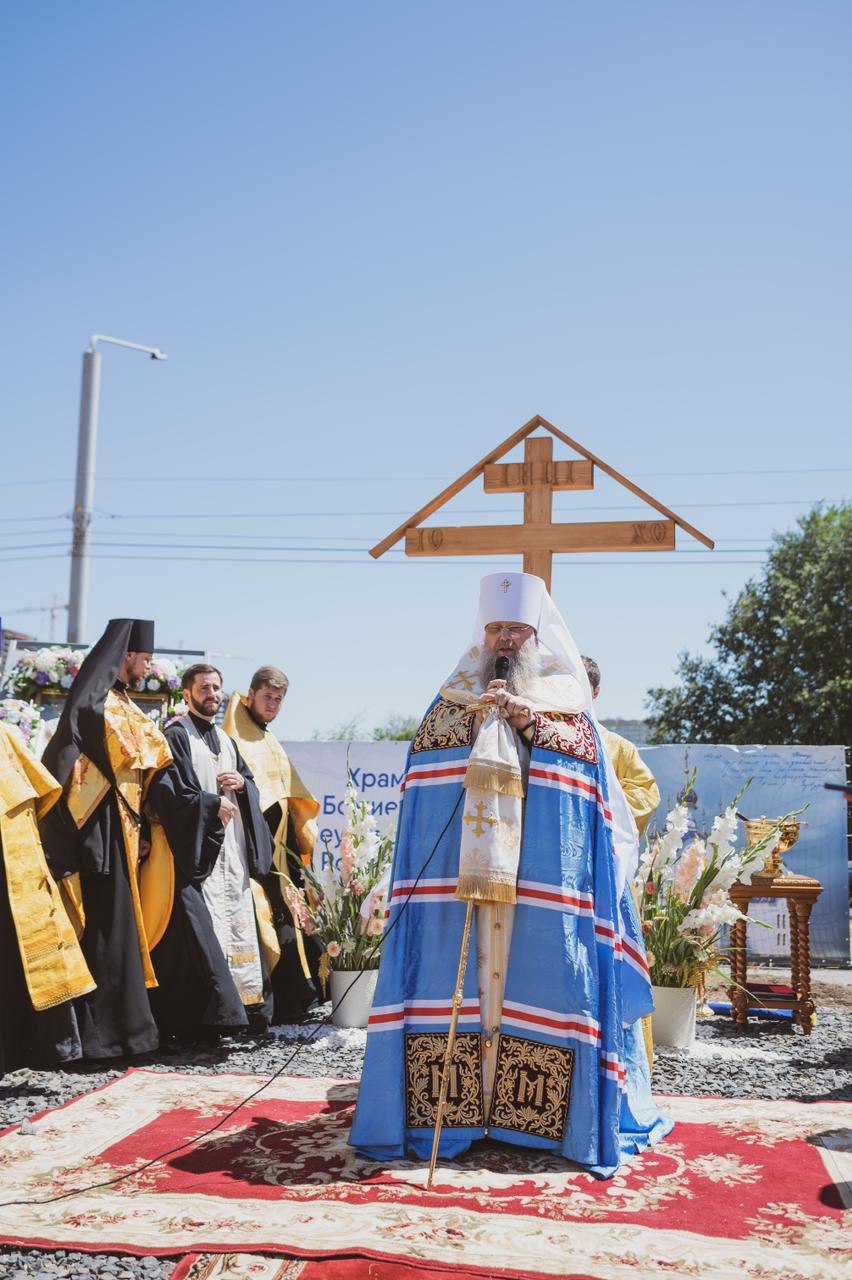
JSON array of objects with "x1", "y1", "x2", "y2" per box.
[{"x1": 484, "y1": 623, "x2": 533, "y2": 638}]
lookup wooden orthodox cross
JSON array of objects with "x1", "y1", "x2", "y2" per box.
[{"x1": 370, "y1": 415, "x2": 713, "y2": 589}]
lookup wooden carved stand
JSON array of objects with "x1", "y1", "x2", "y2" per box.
[{"x1": 728, "y1": 873, "x2": 823, "y2": 1035}]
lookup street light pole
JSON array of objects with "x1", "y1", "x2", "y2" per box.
[
  {"x1": 67, "y1": 346, "x2": 101, "y2": 643},
  {"x1": 66, "y1": 335, "x2": 168, "y2": 644}
]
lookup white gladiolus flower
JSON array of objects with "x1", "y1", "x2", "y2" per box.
[
  {"x1": 680, "y1": 900, "x2": 743, "y2": 933},
  {"x1": 709, "y1": 858, "x2": 742, "y2": 891},
  {"x1": 707, "y1": 806, "x2": 738, "y2": 861}
]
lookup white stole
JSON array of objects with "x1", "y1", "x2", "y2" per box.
[{"x1": 184, "y1": 719, "x2": 264, "y2": 1006}]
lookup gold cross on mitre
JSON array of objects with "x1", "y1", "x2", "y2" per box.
[
  {"x1": 500, "y1": 578, "x2": 511, "y2": 592},
  {"x1": 463, "y1": 800, "x2": 498, "y2": 838},
  {"x1": 369, "y1": 415, "x2": 714, "y2": 590}
]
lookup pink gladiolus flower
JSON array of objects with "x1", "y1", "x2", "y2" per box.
[
  {"x1": 339, "y1": 831, "x2": 356, "y2": 887},
  {"x1": 674, "y1": 843, "x2": 706, "y2": 902},
  {"x1": 646, "y1": 951, "x2": 656, "y2": 968},
  {"x1": 326, "y1": 941, "x2": 341, "y2": 958}
]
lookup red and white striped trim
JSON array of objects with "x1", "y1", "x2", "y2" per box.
[
  {"x1": 516, "y1": 879, "x2": 595, "y2": 918},
  {"x1": 593, "y1": 915, "x2": 622, "y2": 952},
  {"x1": 600, "y1": 1051, "x2": 627, "y2": 1089},
  {"x1": 390, "y1": 877, "x2": 459, "y2": 905},
  {"x1": 528, "y1": 763, "x2": 613, "y2": 825},
  {"x1": 368, "y1": 997, "x2": 480, "y2": 1033},
  {"x1": 502, "y1": 1000, "x2": 601, "y2": 1046},
  {"x1": 401, "y1": 761, "x2": 468, "y2": 792},
  {"x1": 621, "y1": 936, "x2": 651, "y2": 979}
]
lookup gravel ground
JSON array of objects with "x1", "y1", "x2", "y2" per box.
[{"x1": 1, "y1": 999, "x2": 850, "y2": 1280}]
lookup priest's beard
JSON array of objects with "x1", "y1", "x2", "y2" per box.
[
  {"x1": 479, "y1": 641, "x2": 540, "y2": 694},
  {"x1": 187, "y1": 691, "x2": 220, "y2": 719}
]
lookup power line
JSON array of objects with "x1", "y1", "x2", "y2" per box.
[
  {"x1": 76, "y1": 496, "x2": 849, "y2": 521},
  {"x1": 1, "y1": 464, "x2": 850, "y2": 489},
  {"x1": 1, "y1": 548, "x2": 766, "y2": 567},
  {"x1": 1, "y1": 536, "x2": 770, "y2": 557},
  {"x1": 0, "y1": 496, "x2": 845, "y2": 530}
]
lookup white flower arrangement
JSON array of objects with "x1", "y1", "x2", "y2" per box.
[
  {"x1": 277, "y1": 770, "x2": 396, "y2": 982},
  {"x1": 5, "y1": 646, "x2": 186, "y2": 713},
  {"x1": 635, "y1": 773, "x2": 801, "y2": 989},
  {"x1": 6, "y1": 647, "x2": 86, "y2": 700}
]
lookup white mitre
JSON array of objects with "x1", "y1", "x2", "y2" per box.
[{"x1": 443, "y1": 570, "x2": 589, "y2": 715}]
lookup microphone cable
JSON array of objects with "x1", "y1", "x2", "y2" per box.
[{"x1": 0, "y1": 788, "x2": 466, "y2": 1208}]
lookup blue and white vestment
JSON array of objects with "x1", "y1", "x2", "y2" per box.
[{"x1": 349, "y1": 698, "x2": 673, "y2": 1178}]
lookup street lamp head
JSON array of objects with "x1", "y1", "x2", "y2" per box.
[{"x1": 150, "y1": 349, "x2": 169, "y2": 361}]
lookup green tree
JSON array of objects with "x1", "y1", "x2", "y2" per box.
[
  {"x1": 646, "y1": 503, "x2": 851, "y2": 744},
  {"x1": 372, "y1": 713, "x2": 420, "y2": 741}
]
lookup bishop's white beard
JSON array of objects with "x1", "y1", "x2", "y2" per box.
[{"x1": 479, "y1": 641, "x2": 540, "y2": 695}]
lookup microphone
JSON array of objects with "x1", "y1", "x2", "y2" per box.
[{"x1": 495, "y1": 655, "x2": 510, "y2": 681}]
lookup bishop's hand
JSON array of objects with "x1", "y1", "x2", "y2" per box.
[{"x1": 479, "y1": 680, "x2": 532, "y2": 729}]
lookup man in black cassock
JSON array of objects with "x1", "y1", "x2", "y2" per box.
[
  {"x1": 146, "y1": 663, "x2": 275, "y2": 1039},
  {"x1": 39, "y1": 618, "x2": 172, "y2": 1060}
]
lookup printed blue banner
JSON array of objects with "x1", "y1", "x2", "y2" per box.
[{"x1": 284, "y1": 739, "x2": 849, "y2": 966}]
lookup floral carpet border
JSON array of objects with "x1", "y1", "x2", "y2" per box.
[{"x1": 0, "y1": 1070, "x2": 848, "y2": 1279}]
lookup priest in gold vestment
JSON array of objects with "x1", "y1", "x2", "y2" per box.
[
  {"x1": 223, "y1": 665, "x2": 321, "y2": 1020},
  {"x1": 39, "y1": 619, "x2": 172, "y2": 1060},
  {"x1": 0, "y1": 722, "x2": 94, "y2": 1075},
  {"x1": 581, "y1": 656, "x2": 660, "y2": 838}
]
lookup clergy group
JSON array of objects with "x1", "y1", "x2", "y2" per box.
[
  {"x1": 0, "y1": 617, "x2": 321, "y2": 1075},
  {"x1": 1, "y1": 574, "x2": 667, "y2": 1179}
]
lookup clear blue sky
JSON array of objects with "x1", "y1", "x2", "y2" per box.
[{"x1": 2, "y1": 2, "x2": 850, "y2": 738}]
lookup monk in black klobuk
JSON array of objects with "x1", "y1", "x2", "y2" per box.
[
  {"x1": 39, "y1": 618, "x2": 172, "y2": 1060},
  {"x1": 144, "y1": 663, "x2": 276, "y2": 1039}
]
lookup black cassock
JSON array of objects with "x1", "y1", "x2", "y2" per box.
[
  {"x1": 258, "y1": 803, "x2": 323, "y2": 1021},
  {"x1": 147, "y1": 715, "x2": 275, "y2": 1036},
  {"x1": 39, "y1": 620, "x2": 167, "y2": 1061}
]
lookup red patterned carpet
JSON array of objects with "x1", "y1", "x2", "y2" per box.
[{"x1": 0, "y1": 1070, "x2": 848, "y2": 1279}]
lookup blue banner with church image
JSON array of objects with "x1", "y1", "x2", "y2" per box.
[{"x1": 639, "y1": 744, "x2": 849, "y2": 966}]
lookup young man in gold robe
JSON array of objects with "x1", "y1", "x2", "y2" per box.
[
  {"x1": 39, "y1": 618, "x2": 172, "y2": 1060},
  {"x1": 223, "y1": 665, "x2": 321, "y2": 1021},
  {"x1": 0, "y1": 721, "x2": 94, "y2": 1075},
  {"x1": 582, "y1": 656, "x2": 661, "y2": 837}
]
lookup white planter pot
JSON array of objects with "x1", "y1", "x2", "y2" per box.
[
  {"x1": 651, "y1": 984, "x2": 697, "y2": 1049},
  {"x1": 329, "y1": 969, "x2": 379, "y2": 1029}
]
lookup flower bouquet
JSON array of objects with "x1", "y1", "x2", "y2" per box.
[
  {"x1": 143, "y1": 657, "x2": 187, "y2": 716},
  {"x1": 144, "y1": 657, "x2": 181, "y2": 696},
  {"x1": 6, "y1": 647, "x2": 187, "y2": 717},
  {"x1": 635, "y1": 775, "x2": 800, "y2": 991},
  {"x1": 0, "y1": 699, "x2": 42, "y2": 752},
  {"x1": 6, "y1": 647, "x2": 85, "y2": 700},
  {"x1": 278, "y1": 773, "x2": 395, "y2": 989}
]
